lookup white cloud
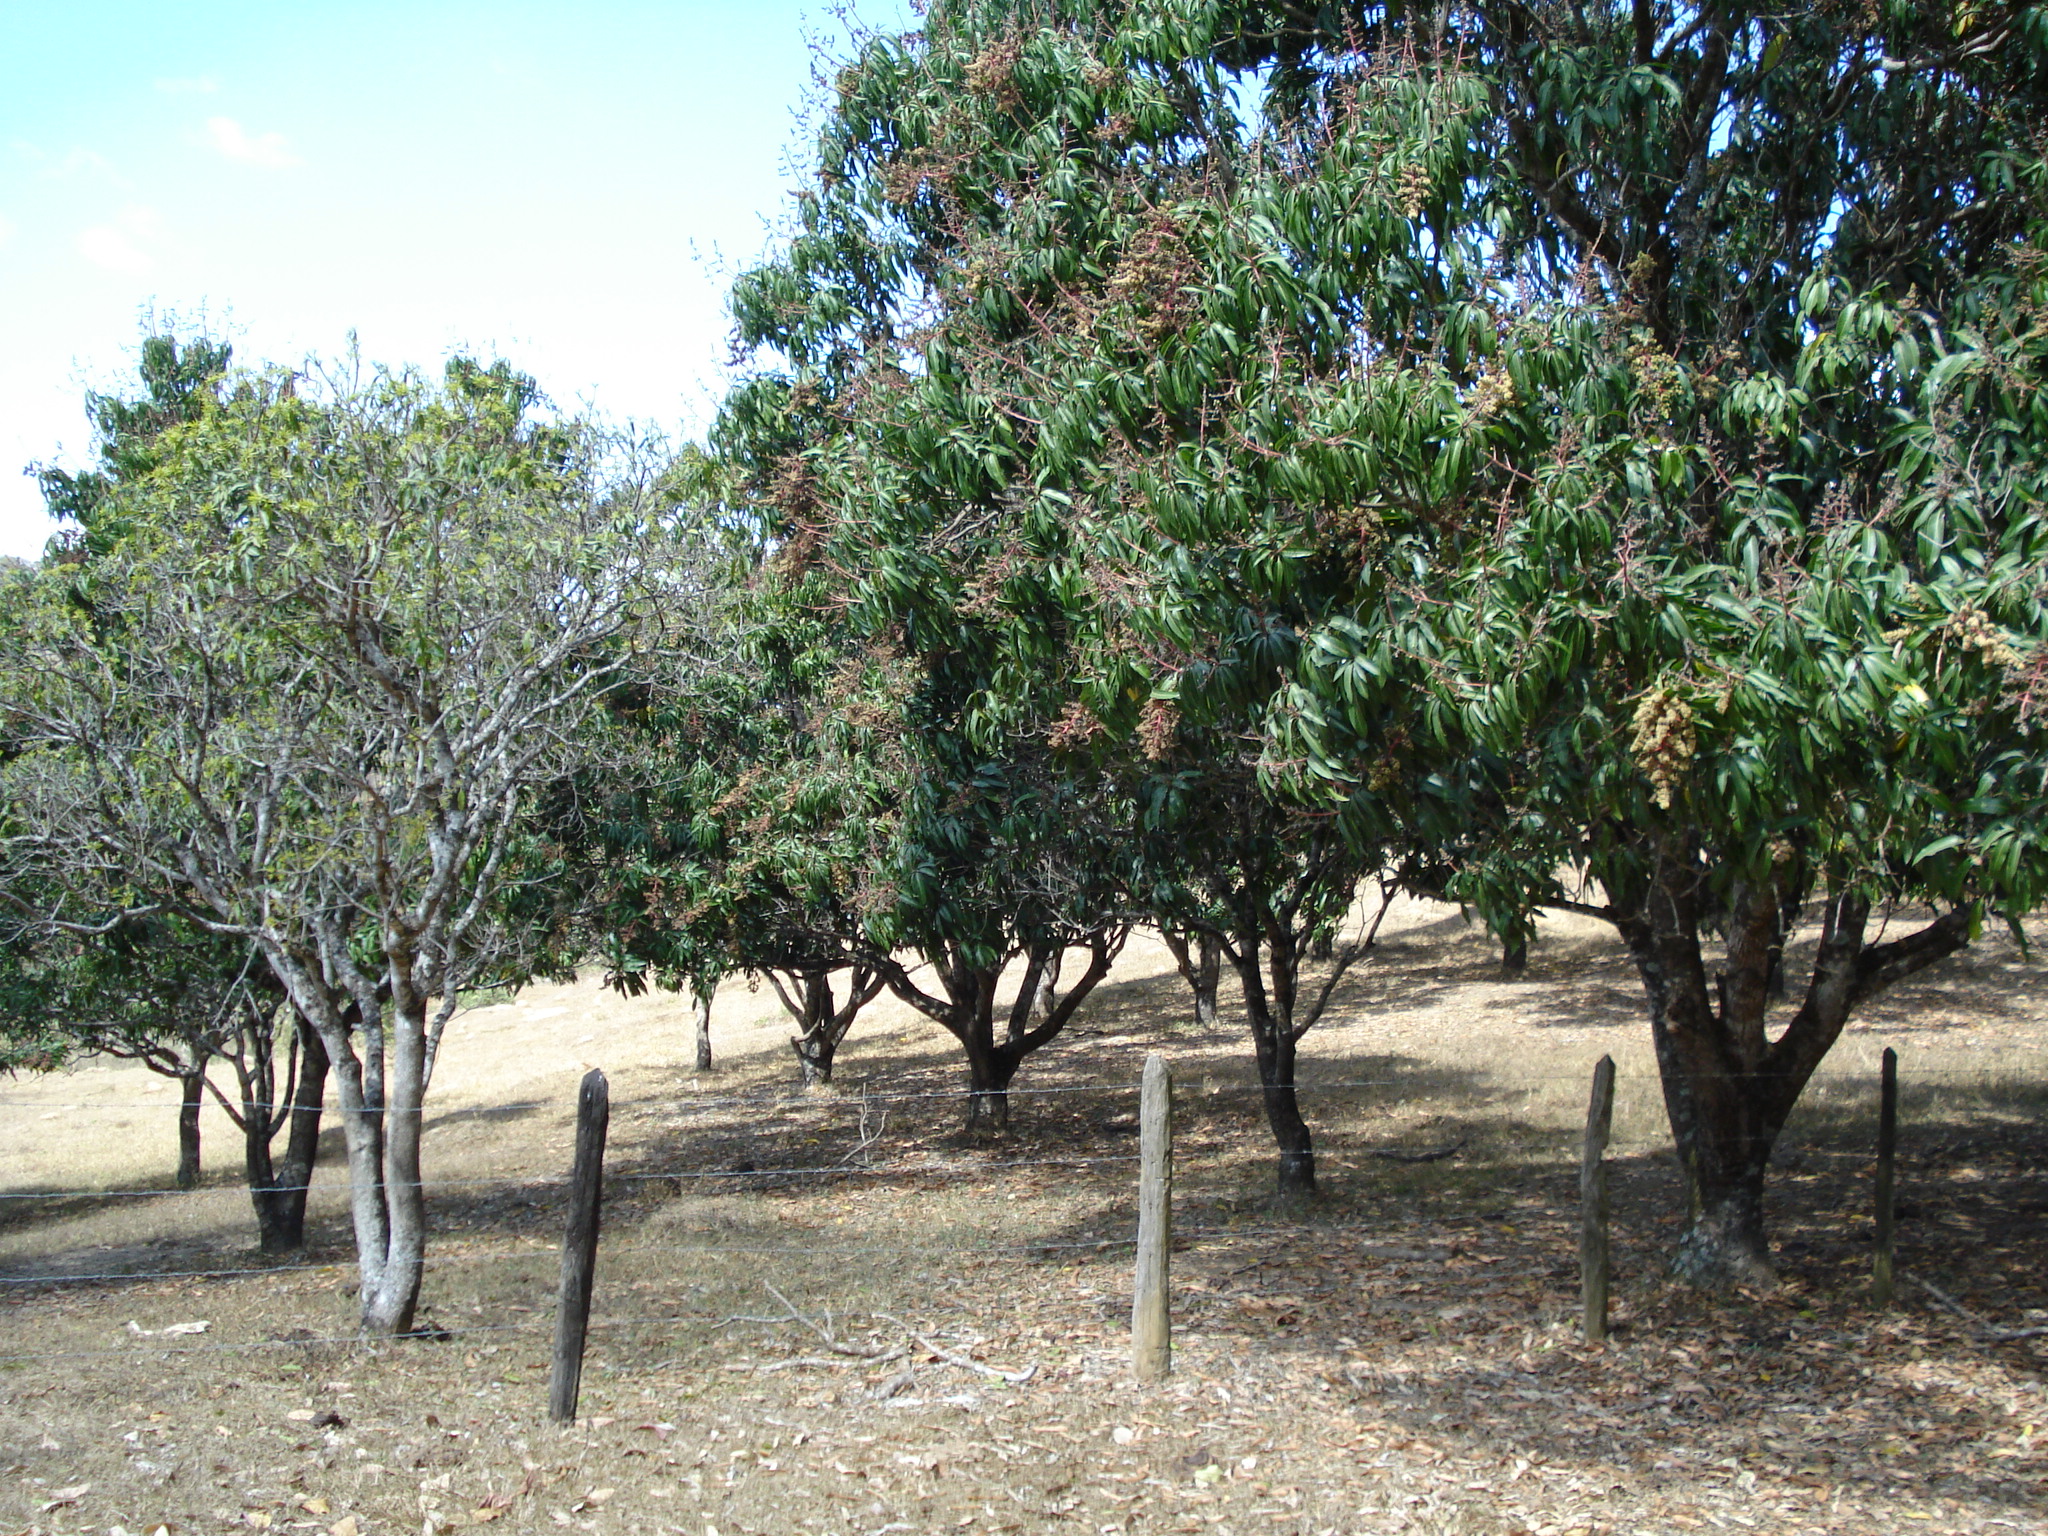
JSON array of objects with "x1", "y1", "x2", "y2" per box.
[
  {"x1": 153, "y1": 75, "x2": 219, "y2": 94},
  {"x1": 12, "y1": 141, "x2": 126, "y2": 186},
  {"x1": 204, "y1": 116, "x2": 299, "y2": 169},
  {"x1": 77, "y1": 224, "x2": 150, "y2": 274},
  {"x1": 75, "y1": 206, "x2": 164, "y2": 275}
]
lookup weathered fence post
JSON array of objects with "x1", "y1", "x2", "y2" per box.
[
  {"x1": 1132, "y1": 1052, "x2": 1173, "y2": 1383},
  {"x1": 1873, "y1": 1046, "x2": 1898, "y2": 1306},
  {"x1": 1580, "y1": 1054, "x2": 1616, "y2": 1343},
  {"x1": 550, "y1": 1068, "x2": 610, "y2": 1424}
]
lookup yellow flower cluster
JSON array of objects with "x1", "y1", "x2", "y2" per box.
[
  {"x1": 1398, "y1": 163, "x2": 1431, "y2": 219},
  {"x1": 1469, "y1": 366, "x2": 1517, "y2": 421},
  {"x1": 1940, "y1": 605, "x2": 2022, "y2": 669},
  {"x1": 1630, "y1": 686, "x2": 1696, "y2": 810}
]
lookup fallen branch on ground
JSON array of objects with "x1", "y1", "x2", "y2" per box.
[
  {"x1": 1367, "y1": 1139, "x2": 1468, "y2": 1165},
  {"x1": 1916, "y1": 1276, "x2": 2048, "y2": 1341},
  {"x1": 876, "y1": 1312, "x2": 1037, "y2": 1383},
  {"x1": 756, "y1": 1349, "x2": 908, "y2": 1373}
]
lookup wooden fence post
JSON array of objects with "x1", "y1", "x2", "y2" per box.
[
  {"x1": 1873, "y1": 1046, "x2": 1898, "y2": 1306},
  {"x1": 1580, "y1": 1054, "x2": 1616, "y2": 1343},
  {"x1": 550, "y1": 1068, "x2": 610, "y2": 1424},
  {"x1": 1132, "y1": 1052, "x2": 1173, "y2": 1383}
]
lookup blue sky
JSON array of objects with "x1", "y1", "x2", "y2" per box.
[{"x1": 0, "y1": 0, "x2": 914, "y2": 559}]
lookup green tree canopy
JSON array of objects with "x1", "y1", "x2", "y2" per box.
[{"x1": 722, "y1": 0, "x2": 2048, "y2": 1276}]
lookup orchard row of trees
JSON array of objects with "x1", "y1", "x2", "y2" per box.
[{"x1": 5, "y1": 0, "x2": 2047, "y2": 1331}]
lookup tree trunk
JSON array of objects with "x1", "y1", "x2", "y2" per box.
[
  {"x1": 251, "y1": 1016, "x2": 327, "y2": 1254},
  {"x1": 1502, "y1": 934, "x2": 1528, "y2": 973},
  {"x1": 360, "y1": 987, "x2": 429, "y2": 1335},
  {"x1": 1619, "y1": 858, "x2": 1787, "y2": 1286},
  {"x1": 1192, "y1": 933, "x2": 1220, "y2": 1026},
  {"x1": 1253, "y1": 1023, "x2": 1315, "y2": 1196},
  {"x1": 1027, "y1": 948, "x2": 1061, "y2": 1028},
  {"x1": 963, "y1": 1033, "x2": 1020, "y2": 1131},
  {"x1": 305, "y1": 986, "x2": 419, "y2": 1337},
  {"x1": 261, "y1": 949, "x2": 427, "y2": 1337},
  {"x1": 789, "y1": 970, "x2": 836, "y2": 1087},
  {"x1": 319, "y1": 1013, "x2": 394, "y2": 1324},
  {"x1": 1161, "y1": 927, "x2": 1222, "y2": 1028},
  {"x1": 1233, "y1": 945, "x2": 1315, "y2": 1196},
  {"x1": 879, "y1": 937, "x2": 1122, "y2": 1134},
  {"x1": 1648, "y1": 974, "x2": 1782, "y2": 1288},
  {"x1": 692, "y1": 980, "x2": 715, "y2": 1072},
  {"x1": 1613, "y1": 847, "x2": 1971, "y2": 1289},
  {"x1": 175, "y1": 1066, "x2": 205, "y2": 1190}
]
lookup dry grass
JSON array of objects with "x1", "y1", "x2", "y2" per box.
[{"x1": 3, "y1": 899, "x2": 2047, "y2": 1536}]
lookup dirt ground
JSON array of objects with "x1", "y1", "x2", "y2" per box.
[{"x1": 3, "y1": 897, "x2": 2047, "y2": 1536}]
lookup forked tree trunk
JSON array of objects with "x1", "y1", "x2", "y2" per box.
[
  {"x1": 285, "y1": 972, "x2": 426, "y2": 1337},
  {"x1": 881, "y1": 936, "x2": 1123, "y2": 1133},
  {"x1": 249, "y1": 1016, "x2": 328, "y2": 1254},
  {"x1": 963, "y1": 1029, "x2": 1022, "y2": 1131},
  {"x1": 775, "y1": 965, "x2": 883, "y2": 1088},
  {"x1": 1614, "y1": 846, "x2": 1971, "y2": 1288},
  {"x1": 357, "y1": 986, "x2": 431, "y2": 1335},
  {"x1": 790, "y1": 971, "x2": 836, "y2": 1087},
  {"x1": 692, "y1": 980, "x2": 715, "y2": 1072},
  {"x1": 1161, "y1": 927, "x2": 1222, "y2": 1028},
  {"x1": 1234, "y1": 945, "x2": 1316, "y2": 1196}
]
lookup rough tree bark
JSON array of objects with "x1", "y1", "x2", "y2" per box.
[
  {"x1": 1027, "y1": 947, "x2": 1062, "y2": 1026},
  {"x1": 1211, "y1": 904, "x2": 1375, "y2": 1199},
  {"x1": 1607, "y1": 842, "x2": 1972, "y2": 1287},
  {"x1": 242, "y1": 1013, "x2": 329, "y2": 1254},
  {"x1": 1230, "y1": 930, "x2": 1318, "y2": 1196},
  {"x1": 881, "y1": 932, "x2": 1125, "y2": 1130},
  {"x1": 174, "y1": 1058, "x2": 205, "y2": 1190},
  {"x1": 769, "y1": 964, "x2": 885, "y2": 1087},
  {"x1": 1160, "y1": 926, "x2": 1222, "y2": 1027},
  {"x1": 691, "y1": 979, "x2": 715, "y2": 1072}
]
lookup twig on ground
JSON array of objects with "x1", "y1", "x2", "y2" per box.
[
  {"x1": 874, "y1": 1312, "x2": 1037, "y2": 1383},
  {"x1": 838, "y1": 1091, "x2": 888, "y2": 1168},
  {"x1": 1915, "y1": 1276, "x2": 2048, "y2": 1341},
  {"x1": 756, "y1": 1349, "x2": 908, "y2": 1374},
  {"x1": 871, "y1": 1366, "x2": 916, "y2": 1400},
  {"x1": 764, "y1": 1281, "x2": 897, "y2": 1359},
  {"x1": 1368, "y1": 1138, "x2": 1468, "y2": 1165}
]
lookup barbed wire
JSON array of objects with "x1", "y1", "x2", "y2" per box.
[
  {"x1": 0, "y1": 1116, "x2": 1984, "y2": 1210},
  {"x1": 0, "y1": 1193, "x2": 1902, "y2": 1291},
  {"x1": 0, "y1": 1316, "x2": 553, "y2": 1364},
  {"x1": 0, "y1": 1150, "x2": 1157, "y2": 1205},
  {"x1": 0, "y1": 1125, "x2": 1938, "y2": 1209},
  {"x1": 0, "y1": 1220, "x2": 1995, "y2": 1369},
  {"x1": 2, "y1": 1058, "x2": 2039, "y2": 1116}
]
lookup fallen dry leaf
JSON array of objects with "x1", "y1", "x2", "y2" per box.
[
  {"x1": 300, "y1": 1497, "x2": 330, "y2": 1514},
  {"x1": 39, "y1": 1483, "x2": 89, "y2": 1511},
  {"x1": 328, "y1": 1518, "x2": 360, "y2": 1536}
]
